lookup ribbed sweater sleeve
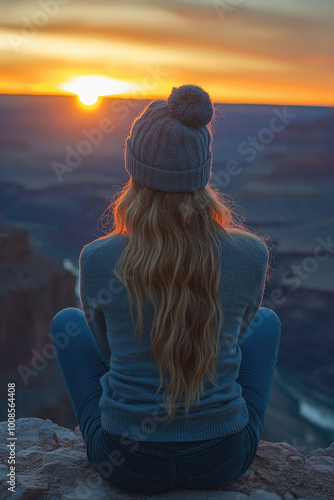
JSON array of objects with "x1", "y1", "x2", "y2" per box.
[
  {"x1": 79, "y1": 245, "x2": 111, "y2": 370},
  {"x1": 238, "y1": 239, "x2": 269, "y2": 342}
]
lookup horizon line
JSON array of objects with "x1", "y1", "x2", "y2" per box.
[{"x1": 1, "y1": 93, "x2": 333, "y2": 109}]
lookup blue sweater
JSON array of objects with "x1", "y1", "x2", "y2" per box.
[{"x1": 79, "y1": 229, "x2": 269, "y2": 442}]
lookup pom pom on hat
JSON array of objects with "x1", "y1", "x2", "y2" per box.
[{"x1": 167, "y1": 84, "x2": 214, "y2": 128}]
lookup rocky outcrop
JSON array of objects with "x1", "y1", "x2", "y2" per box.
[
  {"x1": 0, "y1": 224, "x2": 77, "y2": 378},
  {"x1": 0, "y1": 224, "x2": 79, "y2": 429},
  {"x1": 0, "y1": 418, "x2": 333, "y2": 500}
]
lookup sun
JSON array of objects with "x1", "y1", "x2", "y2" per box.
[
  {"x1": 78, "y1": 90, "x2": 99, "y2": 106},
  {"x1": 59, "y1": 76, "x2": 134, "y2": 107}
]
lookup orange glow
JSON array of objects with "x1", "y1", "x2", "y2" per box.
[
  {"x1": 58, "y1": 76, "x2": 135, "y2": 107},
  {"x1": 1, "y1": 2, "x2": 333, "y2": 107}
]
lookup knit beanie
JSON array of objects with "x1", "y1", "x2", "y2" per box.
[{"x1": 124, "y1": 84, "x2": 214, "y2": 192}]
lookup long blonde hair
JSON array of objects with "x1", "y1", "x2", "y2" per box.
[{"x1": 97, "y1": 177, "x2": 272, "y2": 422}]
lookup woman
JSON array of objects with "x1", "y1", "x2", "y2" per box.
[{"x1": 51, "y1": 84, "x2": 281, "y2": 495}]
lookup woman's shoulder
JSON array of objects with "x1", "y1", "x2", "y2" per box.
[
  {"x1": 220, "y1": 228, "x2": 269, "y2": 266},
  {"x1": 79, "y1": 233, "x2": 129, "y2": 264}
]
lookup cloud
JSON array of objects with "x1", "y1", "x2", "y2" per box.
[{"x1": 0, "y1": 0, "x2": 333, "y2": 105}]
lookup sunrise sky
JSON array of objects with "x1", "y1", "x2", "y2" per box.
[{"x1": 0, "y1": 0, "x2": 333, "y2": 105}]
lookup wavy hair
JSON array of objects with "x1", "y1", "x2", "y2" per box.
[{"x1": 97, "y1": 177, "x2": 273, "y2": 422}]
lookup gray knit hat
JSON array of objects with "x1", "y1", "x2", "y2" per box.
[{"x1": 124, "y1": 84, "x2": 214, "y2": 192}]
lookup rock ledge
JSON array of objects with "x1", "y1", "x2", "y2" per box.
[{"x1": 0, "y1": 418, "x2": 333, "y2": 500}]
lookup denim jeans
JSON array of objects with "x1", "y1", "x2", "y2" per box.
[{"x1": 50, "y1": 306, "x2": 281, "y2": 495}]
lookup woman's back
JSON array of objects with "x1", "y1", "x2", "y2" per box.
[{"x1": 79, "y1": 228, "x2": 269, "y2": 442}]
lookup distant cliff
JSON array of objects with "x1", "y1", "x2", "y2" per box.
[
  {"x1": 0, "y1": 417, "x2": 333, "y2": 499},
  {"x1": 0, "y1": 224, "x2": 77, "y2": 378}
]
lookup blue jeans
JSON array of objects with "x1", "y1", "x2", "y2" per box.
[{"x1": 50, "y1": 306, "x2": 281, "y2": 495}]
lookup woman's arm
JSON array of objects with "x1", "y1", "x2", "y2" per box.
[
  {"x1": 238, "y1": 240, "x2": 269, "y2": 342},
  {"x1": 238, "y1": 286, "x2": 265, "y2": 342},
  {"x1": 79, "y1": 246, "x2": 111, "y2": 370}
]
